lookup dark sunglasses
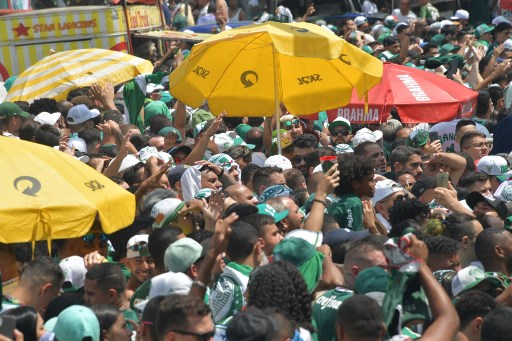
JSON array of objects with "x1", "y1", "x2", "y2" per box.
[
  {"x1": 331, "y1": 129, "x2": 350, "y2": 137},
  {"x1": 168, "y1": 329, "x2": 215, "y2": 341},
  {"x1": 83, "y1": 232, "x2": 108, "y2": 244},
  {"x1": 284, "y1": 118, "x2": 301, "y2": 130},
  {"x1": 293, "y1": 155, "x2": 307, "y2": 164},
  {"x1": 129, "y1": 241, "x2": 148, "y2": 252}
]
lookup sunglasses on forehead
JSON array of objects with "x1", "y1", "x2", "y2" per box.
[
  {"x1": 129, "y1": 241, "x2": 148, "y2": 252},
  {"x1": 83, "y1": 232, "x2": 108, "y2": 244},
  {"x1": 283, "y1": 118, "x2": 301, "y2": 129}
]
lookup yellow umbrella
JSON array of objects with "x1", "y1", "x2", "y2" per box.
[
  {"x1": 6, "y1": 48, "x2": 154, "y2": 102},
  {"x1": 0, "y1": 137, "x2": 135, "y2": 243},
  {"x1": 169, "y1": 21, "x2": 383, "y2": 117}
]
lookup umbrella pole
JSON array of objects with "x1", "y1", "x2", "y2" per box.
[{"x1": 273, "y1": 45, "x2": 282, "y2": 155}]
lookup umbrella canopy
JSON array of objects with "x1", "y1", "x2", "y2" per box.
[
  {"x1": 169, "y1": 21, "x2": 383, "y2": 117},
  {"x1": 6, "y1": 48, "x2": 154, "y2": 102},
  {"x1": 0, "y1": 137, "x2": 135, "y2": 243},
  {"x1": 303, "y1": 63, "x2": 478, "y2": 124}
]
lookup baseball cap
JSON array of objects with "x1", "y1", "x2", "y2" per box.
[
  {"x1": 466, "y1": 192, "x2": 509, "y2": 220},
  {"x1": 270, "y1": 136, "x2": 293, "y2": 156},
  {"x1": 333, "y1": 144, "x2": 354, "y2": 155},
  {"x1": 477, "y1": 155, "x2": 512, "y2": 181},
  {"x1": 264, "y1": 155, "x2": 293, "y2": 170},
  {"x1": 53, "y1": 305, "x2": 100, "y2": 341},
  {"x1": 259, "y1": 184, "x2": 293, "y2": 203},
  {"x1": 408, "y1": 130, "x2": 429, "y2": 148},
  {"x1": 160, "y1": 91, "x2": 173, "y2": 104},
  {"x1": 384, "y1": 15, "x2": 397, "y2": 28},
  {"x1": 503, "y1": 39, "x2": 512, "y2": 51},
  {"x1": 280, "y1": 114, "x2": 299, "y2": 125},
  {"x1": 214, "y1": 132, "x2": 255, "y2": 153},
  {"x1": 66, "y1": 104, "x2": 99, "y2": 125},
  {"x1": 451, "y1": 9, "x2": 469, "y2": 20},
  {"x1": 273, "y1": 237, "x2": 324, "y2": 293},
  {"x1": 118, "y1": 154, "x2": 142, "y2": 172},
  {"x1": 328, "y1": 117, "x2": 352, "y2": 133},
  {"x1": 151, "y1": 198, "x2": 186, "y2": 228},
  {"x1": 439, "y1": 43, "x2": 458, "y2": 55},
  {"x1": 451, "y1": 265, "x2": 502, "y2": 296},
  {"x1": 135, "y1": 272, "x2": 192, "y2": 311},
  {"x1": 352, "y1": 128, "x2": 383, "y2": 147},
  {"x1": 430, "y1": 34, "x2": 446, "y2": 46},
  {"x1": 354, "y1": 15, "x2": 367, "y2": 27},
  {"x1": 492, "y1": 16, "x2": 511, "y2": 26},
  {"x1": 126, "y1": 234, "x2": 149, "y2": 259},
  {"x1": 226, "y1": 306, "x2": 279, "y2": 341},
  {"x1": 164, "y1": 237, "x2": 203, "y2": 273},
  {"x1": 354, "y1": 266, "x2": 390, "y2": 305},
  {"x1": 372, "y1": 180, "x2": 404, "y2": 206},
  {"x1": 475, "y1": 24, "x2": 495, "y2": 38},
  {"x1": 194, "y1": 188, "x2": 214, "y2": 200},
  {"x1": 34, "y1": 111, "x2": 61, "y2": 126},
  {"x1": 138, "y1": 146, "x2": 173, "y2": 164},
  {"x1": 158, "y1": 127, "x2": 182, "y2": 142},
  {"x1": 410, "y1": 176, "x2": 437, "y2": 198},
  {"x1": 167, "y1": 164, "x2": 189, "y2": 187},
  {"x1": 59, "y1": 256, "x2": 87, "y2": 293},
  {"x1": 495, "y1": 180, "x2": 512, "y2": 201},
  {"x1": 0, "y1": 102, "x2": 29, "y2": 119},
  {"x1": 235, "y1": 124, "x2": 252, "y2": 140},
  {"x1": 68, "y1": 137, "x2": 88, "y2": 153},
  {"x1": 382, "y1": 35, "x2": 399, "y2": 47},
  {"x1": 146, "y1": 83, "x2": 164, "y2": 94},
  {"x1": 256, "y1": 203, "x2": 289, "y2": 223}
]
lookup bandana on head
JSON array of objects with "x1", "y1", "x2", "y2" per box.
[{"x1": 259, "y1": 184, "x2": 293, "y2": 203}]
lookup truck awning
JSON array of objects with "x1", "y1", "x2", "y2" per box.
[{"x1": 133, "y1": 30, "x2": 214, "y2": 42}]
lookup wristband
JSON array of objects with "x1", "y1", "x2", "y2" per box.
[{"x1": 312, "y1": 199, "x2": 327, "y2": 206}]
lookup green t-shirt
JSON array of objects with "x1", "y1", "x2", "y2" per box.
[
  {"x1": 130, "y1": 279, "x2": 151, "y2": 313},
  {"x1": 327, "y1": 193, "x2": 363, "y2": 231},
  {"x1": 312, "y1": 288, "x2": 353, "y2": 341},
  {"x1": 210, "y1": 262, "x2": 252, "y2": 324}
]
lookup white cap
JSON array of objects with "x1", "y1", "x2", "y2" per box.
[
  {"x1": 264, "y1": 155, "x2": 293, "y2": 170},
  {"x1": 364, "y1": 33, "x2": 375, "y2": 43},
  {"x1": 34, "y1": 111, "x2": 61, "y2": 126},
  {"x1": 452, "y1": 9, "x2": 469, "y2": 20},
  {"x1": 494, "y1": 180, "x2": 512, "y2": 201},
  {"x1": 146, "y1": 83, "x2": 164, "y2": 94},
  {"x1": 477, "y1": 155, "x2": 511, "y2": 179},
  {"x1": 135, "y1": 272, "x2": 192, "y2": 311},
  {"x1": 68, "y1": 137, "x2": 87, "y2": 153},
  {"x1": 138, "y1": 146, "x2": 173, "y2": 164},
  {"x1": 66, "y1": 105, "x2": 99, "y2": 125},
  {"x1": 126, "y1": 234, "x2": 149, "y2": 259},
  {"x1": 372, "y1": 180, "x2": 404, "y2": 206},
  {"x1": 451, "y1": 265, "x2": 501, "y2": 296},
  {"x1": 439, "y1": 20, "x2": 454, "y2": 29},
  {"x1": 59, "y1": 256, "x2": 87, "y2": 292},
  {"x1": 492, "y1": 15, "x2": 511, "y2": 26},
  {"x1": 352, "y1": 128, "x2": 383, "y2": 147},
  {"x1": 354, "y1": 16, "x2": 367, "y2": 26},
  {"x1": 284, "y1": 229, "x2": 323, "y2": 247},
  {"x1": 118, "y1": 154, "x2": 141, "y2": 172},
  {"x1": 504, "y1": 39, "x2": 512, "y2": 51}
]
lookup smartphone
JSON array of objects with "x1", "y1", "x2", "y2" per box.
[
  {"x1": 0, "y1": 316, "x2": 16, "y2": 339},
  {"x1": 444, "y1": 60, "x2": 459, "y2": 79},
  {"x1": 436, "y1": 172, "x2": 449, "y2": 188},
  {"x1": 319, "y1": 156, "x2": 337, "y2": 173},
  {"x1": 429, "y1": 131, "x2": 439, "y2": 142}
]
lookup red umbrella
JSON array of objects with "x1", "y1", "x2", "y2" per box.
[{"x1": 301, "y1": 62, "x2": 478, "y2": 124}]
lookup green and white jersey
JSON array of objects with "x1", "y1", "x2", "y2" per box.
[
  {"x1": 209, "y1": 262, "x2": 252, "y2": 324},
  {"x1": 327, "y1": 193, "x2": 363, "y2": 231},
  {"x1": 312, "y1": 287, "x2": 353, "y2": 341}
]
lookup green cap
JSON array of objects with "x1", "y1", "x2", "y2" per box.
[
  {"x1": 0, "y1": 102, "x2": 30, "y2": 119},
  {"x1": 475, "y1": 23, "x2": 495, "y2": 39},
  {"x1": 191, "y1": 109, "x2": 215, "y2": 128},
  {"x1": 439, "y1": 43, "x2": 458, "y2": 55},
  {"x1": 158, "y1": 126, "x2": 182, "y2": 142},
  {"x1": 235, "y1": 124, "x2": 252, "y2": 140},
  {"x1": 160, "y1": 91, "x2": 174, "y2": 104},
  {"x1": 256, "y1": 203, "x2": 289, "y2": 223},
  {"x1": 53, "y1": 306, "x2": 100, "y2": 341},
  {"x1": 273, "y1": 237, "x2": 324, "y2": 293},
  {"x1": 194, "y1": 188, "x2": 214, "y2": 200},
  {"x1": 430, "y1": 34, "x2": 446, "y2": 45},
  {"x1": 144, "y1": 101, "x2": 172, "y2": 127},
  {"x1": 362, "y1": 45, "x2": 373, "y2": 54},
  {"x1": 408, "y1": 130, "x2": 429, "y2": 148},
  {"x1": 354, "y1": 266, "x2": 389, "y2": 294}
]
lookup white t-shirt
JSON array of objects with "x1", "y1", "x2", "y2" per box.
[
  {"x1": 391, "y1": 8, "x2": 417, "y2": 22},
  {"x1": 429, "y1": 120, "x2": 489, "y2": 153}
]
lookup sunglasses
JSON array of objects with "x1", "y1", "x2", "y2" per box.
[
  {"x1": 83, "y1": 232, "x2": 108, "y2": 244},
  {"x1": 284, "y1": 118, "x2": 301, "y2": 130},
  {"x1": 293, "y1": 155, "x2": 307, "y2": 164},
  {"x1": 129, "y1": 241, "x2": 148, "y2": 252},
  {"x1": 331, "y1": 129, "x2": 350, "y2": 137},
  {"x1": 168, "y1": 329, "x2": 215, "y2": 341}
]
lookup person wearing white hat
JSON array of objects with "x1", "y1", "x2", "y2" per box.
[
  {"x1": 125, "y1": 235, "x2": 154, "y2": 300},
  {"x1": 451, "y1": 9, "x2": 469, "y2": 27},
  {"x1": 372, "y1": 180, "x2": 405, "y2": 231},
  {"x1": 34, "y1": 111, "x2": 61, "y2": 126},
  {"x1": 328, "y1": 117, "x2": 352, "y2": 146},
  {"x1": 66, "y1": 104, "x2": 100, "y2": 133},
  {"x1": 354, "y1": 16, "x2": 369, "y2": 32},
  {"x1": 264, "y1": 155, "x2": 293, "y2": 170},
  {"x1": 351, "y1": 127, "x2": 383, "y2": 148},
  {"x1": 477, "y1": 155, "x2": 512, "y2": 194}
]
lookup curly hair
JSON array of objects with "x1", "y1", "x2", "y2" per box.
[
  {"x1": 425, "y1": 236, "x2": 460, "y2": 255},
  {"x1": 334, "y1": 156, "x2": 374, "y2": 196},
  {"x1": 247, "y1": 261, "x2": 314, "y2": 332},
  {"x1": 28, "y1": 98, "x2": 58, "y2": 116},
  {"x1": 388, "y1": 196, "x2": 430, "y2": 227}
]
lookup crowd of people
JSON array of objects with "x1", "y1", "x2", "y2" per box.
[{"x1": 4, "y1": 0, "x2": 512, "y2": 341}]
